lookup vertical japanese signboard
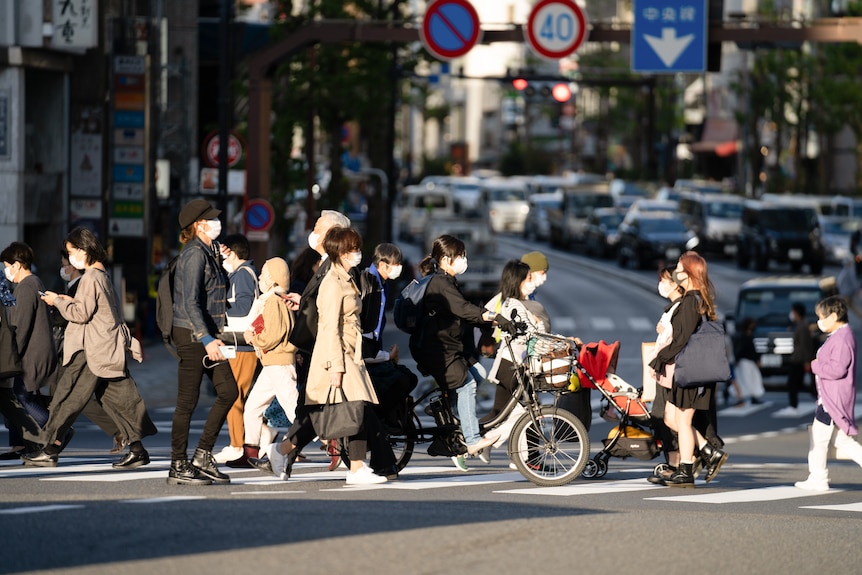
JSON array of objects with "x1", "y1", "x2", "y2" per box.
[
  {"x1": 0, "y1": 89, "x2": 8, "y2": 160},
  {"x1": 110, "y1": 56, "x2": 148, "y2": 238},
  {"x1": 52, "y1": 0, "x2": 98, "y2": 49}
]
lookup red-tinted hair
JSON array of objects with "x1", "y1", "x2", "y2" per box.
[{"x1": 678, "y1": 251, "x2": 717, "y2": 319}]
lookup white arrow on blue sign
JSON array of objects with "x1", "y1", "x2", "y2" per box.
[{"x1": 632, "y1": 0, "x2": 707, "y2": 73}]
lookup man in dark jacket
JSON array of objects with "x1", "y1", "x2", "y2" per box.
[{"x1": 776, "y1": 302, "x2": 815, "y2": 417}]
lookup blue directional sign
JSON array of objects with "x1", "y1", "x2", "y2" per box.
[{"x1": 632, "y1": 0, "x2": 707, "y2": 73}]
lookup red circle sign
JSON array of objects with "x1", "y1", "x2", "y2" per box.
[
  {"x1": 203, "y1": 130, "x2": 244, "y2": 168},
  {"x1": 525, "y1": 0, "x2": 588, "y2": 60},
  {"x1": 421, "y1": 0, "x2": 482, "y2": 61}
]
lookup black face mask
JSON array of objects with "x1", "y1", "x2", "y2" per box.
[{"x1": 672, "y1": 270, "x2": 684, "y2": 285}]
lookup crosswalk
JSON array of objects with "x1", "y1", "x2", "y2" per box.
[{"x1": 0, "y1": 455, "x2": 857, "y2": 515}]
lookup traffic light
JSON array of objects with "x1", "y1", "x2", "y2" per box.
[{"x1": 512, "y1": 78, "x2": 572, "y2": 102}]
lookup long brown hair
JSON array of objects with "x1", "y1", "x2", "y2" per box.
[{"x1": 678, "y1": 251, "x2": 717, "y2": 319}]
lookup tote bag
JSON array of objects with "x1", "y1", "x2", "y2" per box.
[
  {"x1": 309, "y1": 388, "x2": 365, "y2": 439},
  {"x1": 674, "y1": 318, "x2": 731, "y2": 388}
]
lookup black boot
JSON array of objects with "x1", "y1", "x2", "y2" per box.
[
  {"x1": 700, "y1": 443, "x2": 729, "y2": 483},
  {"x1": 192, "y1": 448, "x2": 231, "y2": 484},
  {"x1": 647, "y1": 465, "x2": 676, "y2": 484},
  {"x1": 167, "y1": 459, "x2": 213, "y2": 486},
  {"x1": 663, "y1": 462, "x2": 695, "y2": 487}
]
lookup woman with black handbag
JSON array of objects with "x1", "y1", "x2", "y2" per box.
[{"x1": 649, "y1": 252, "x2": 728, "y2": 487}]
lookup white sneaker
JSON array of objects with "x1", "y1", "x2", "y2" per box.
[
  {"x1": 478, "y1": 446, "x2": 492, "y2": 464},
  {"x1": 794, "y1": 478, "x2": 829, "y2": 492},
  {"x1": 267, "y1": 443, "x2": 288, "y2": 480},
  {"x1": 346, "y1": 464, "x2": 388, "y2": 485},
  {"x1": 259, "y1": 424, "x2": 276, "y2": 456},
  {"x1": 774, "y1": 406, "x2": 799, "y2": 418},
  {"x1": 213, "y1": 445, "x2": 243, "y2": 464}
]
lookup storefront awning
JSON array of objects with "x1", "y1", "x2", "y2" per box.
[{"x1": 688, "y1": 117, "x2": 739, "y2": 157}]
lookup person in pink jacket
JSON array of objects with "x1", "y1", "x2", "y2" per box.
[{"x1": 795, "y1": 296, "x2": 862, "y2": 491}]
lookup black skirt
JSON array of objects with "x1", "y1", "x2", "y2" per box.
[{"x1": 670, "y1": 382, "x2": 715, "y2": 410}]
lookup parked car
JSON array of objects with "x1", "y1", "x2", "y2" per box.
[
  {"x1": 673, "y1": 178, "x2": 725, "y2": 195},
  {"x1": 727, "y1": 276, "x2": 837, "y2": 377},
  {"x1": 584, "y1": 207, "x2": 626, "y2": 258},
  {"x1": 478, "y1": 178, "x2": 530, "y2": 234},
  {"x1": 523, "y1": 191, "x2": 563, "y2": 241},
  {"x1": 617, "y1": 212, "x2": 697, "y2": 270},
  {"x1": 625, "y1": 198, "x2": 679, "y2": 216},
  {"x1": 547, "y1": 182, "x2": 614, "y2": 249},
  {"x1": 397, "y1": 183, "x2": 455, "y2": 242},
  {"x1": 736, "y1": 201, "x2": 825, "y2": 274},
  {"x1": 677, "y1": 192, "x2": 745, "y2": 258},
  {"x1": 818, "y1": 216, "x2": 858, "y2": 265}
]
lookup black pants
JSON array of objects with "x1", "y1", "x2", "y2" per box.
[
  {"x1": 170, "y1": 327, "x2": 238, "y2": 460},
  {"x1": 0, "y1": 386, "x2": 42, "y2": 449},
  {"x1": 43, "y1": 351, "x2": 156, "y2": 446},
  {"x1": 786, "y1": 362, "x2": 814, "y2": 408}
]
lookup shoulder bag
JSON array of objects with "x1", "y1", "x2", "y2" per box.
[
  {"x1": 309, "y1": 387, "x2": 366, "y2": 439},
  {"x1": 674, "y1": 317, "x2": 731, "y2": 388},
  {"x1": 222, "y1": 266, "x2": 261, "y2": 346},
  {"x1": 0, "y1": 306, "x2": 23, "y2": 379}
]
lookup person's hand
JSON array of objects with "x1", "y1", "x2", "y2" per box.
[
  {"x1": 282, "y1": 292, "x2": 301, "y2": 311},
  {"x1": 243, "y1": 329, "x2": 254, "y2": 343},
  {"x1": 329, "y1": 372, "x2": 344, "y2": 387},
  {"x1": 41, "y1": 291, "x2": 59, "y2": 306},
  {"x1": 389, "y1": 344, "x2": 399, "y2": 364},
  {"x1": 205, "y1": 339, "x2": 226, "y2": 361}
]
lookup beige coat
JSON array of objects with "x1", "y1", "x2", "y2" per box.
[
  {"x1": 305, "y1": 263, "x2": 378, "y2": 406},
  {"x1": 246, "y1": 290, "x2": 296, "y2": 367}
]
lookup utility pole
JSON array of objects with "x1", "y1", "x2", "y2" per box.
[{"x1": 217, "y1": 0, "x2": 231, "y2": 215}]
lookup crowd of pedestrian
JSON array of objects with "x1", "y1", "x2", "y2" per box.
[{"x1": 2, "y1": 198, "x2": 861, "y2": 494}]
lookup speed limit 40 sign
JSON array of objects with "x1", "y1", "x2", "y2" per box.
[{"x1": 524, "y1": 0, "x2": 589, "y2": 60}]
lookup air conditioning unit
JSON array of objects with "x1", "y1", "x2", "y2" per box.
[{"x1": 0, "y1": 0, "x2": 17, "y2": 47}]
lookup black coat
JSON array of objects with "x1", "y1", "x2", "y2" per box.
[
  {"x1": 289, "y1": 258, "x2": 331, "y2": 354},
  {"x1": 409, "y1": 271, "x2": 486, "y2": 390}
]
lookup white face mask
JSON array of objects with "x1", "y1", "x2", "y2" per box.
[
  {"x1": 60, "y1": 267, "x2": 71, "y2": 282},
  {"x1": 345, "y1": 251, "x2": 362, "y2": 269},
  {"x1": 532, "y1": 272, "x2": 547, "y2": 288},
  {"x1": 387, "y1": 264, "x2": 402, "y2": 280},
  {"x1": 451, "y1": 256, "x2": 468, "y2": 275},
  {"x1": 817, "y1": 315, "x2": 834, "y2": 333},
  {"x1": 3, "y1": 265, "x2": 15, "y2": 283},
  {"x1": 521, "y1": 281, "x2": 536, "y2": 297},
  {"x1": 658, "y1": 281, "x2": 674, "y2": 298},
  {"x1": 69, "y1": 254, "x2": 86, "y2": 270},
  {"x1": 308, "y1": 231, "x2": 321, "y2": 251},
  {"x1": 789, "y1": 311, "x2": 796, "y2": 322},
  {"x1": 203, "y1": 219, "x2": 221, "y2": 241},
  {"x1": 222, "y1": 260, "x2": 234, "y2": 274}
]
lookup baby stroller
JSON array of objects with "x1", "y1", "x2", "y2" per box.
[{"x1": 574, "y1": 340, "x2": 663, "y2": 479}]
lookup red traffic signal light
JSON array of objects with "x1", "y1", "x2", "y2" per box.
[
  {"x1": 512, "y1": 78, "x2": 528, "y2": 91},
  {"x1": 551, "y1": 83, "x2": 572, "y2": 103}
]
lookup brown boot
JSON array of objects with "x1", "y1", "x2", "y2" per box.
[{"x1": 226, "y1": 444, "x2": 259, "y2": 469}]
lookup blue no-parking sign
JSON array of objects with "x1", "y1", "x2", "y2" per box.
[
  {"x1": 632, "y1": 0, "x2": 707, "y2": 73},
  {"x1": 420, "y1": 0, "x2": 482, "y2": 62}
]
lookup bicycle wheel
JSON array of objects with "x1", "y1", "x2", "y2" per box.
[{"x1": 508, "y1": 406, "x2": 590, "y2": 487}]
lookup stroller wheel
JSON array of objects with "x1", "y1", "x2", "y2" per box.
[
  {"x1": 654, "y1": 462, "x2": 671, "y2": 475},
  {"x1": 595, "y1": 458, "x2": 608, "y2": 478},
  {"x1": 582, "y1": 459, "x2": 599, "y2": 479}
]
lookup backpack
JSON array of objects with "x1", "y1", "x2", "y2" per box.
[
  {"x1": 393, "y1": 273, "x2": 434, "y2": 334},
  {"x1": 155, "y1": 256, "x2": 179, "y2": 357}
]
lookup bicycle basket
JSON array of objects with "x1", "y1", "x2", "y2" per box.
[{"x1": 527, "y1": 334, "x2": 575, "y2": 390}]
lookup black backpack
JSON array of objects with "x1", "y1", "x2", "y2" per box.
[
  {"x1": 393, "y1": 273, "x2": 434, "y2": 334},
  {"x1": 155, "y1": 256, "x2": 179, "y2": 357}
]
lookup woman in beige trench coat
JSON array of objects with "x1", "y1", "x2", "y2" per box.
[{"x1": 304, "y1": 226, "x2": 388, "y2": 485}]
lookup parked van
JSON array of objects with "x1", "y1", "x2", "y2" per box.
[
  {"x1": 736, "y1": 200, "x2": 825, "y2": 274},
  {"x1": 397, "y1": 183, "x2": 455, "y2": 242},
  {"x1": 677, "y1": 192, "x2": 745, "y2": 257},
  {"x1": 478, "y1": 178, "x2": 529, "y2": 234}
]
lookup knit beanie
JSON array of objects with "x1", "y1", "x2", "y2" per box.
[
  {"x1": 521, "y1": 251, "x2": 549, "y2": 272},
  {"x1": 264, "y1": 257, "x2": 290, "y2": 289}
]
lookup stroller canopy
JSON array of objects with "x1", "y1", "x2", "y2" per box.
[{"x1": 578, "y1": 340, "x2": 620, "y2": 381}]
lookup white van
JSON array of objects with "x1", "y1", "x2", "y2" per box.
[
  {"x1": 478, "y1": 178, "x2": 529, "y2": 234},
  {"x1": 677, "y1": 192, "x2": 745, "y2": 257},
  {"x1": 397, "y1": 183, "x2": 455, "y2": 242}
]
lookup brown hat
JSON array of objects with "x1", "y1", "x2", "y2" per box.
[
  {"x1": 179, "y1": 199, "x2": 221, "y2": 230},
  {"x1": 263, "y1": 257, "x2": 290, "y2": 289},
  {"x1": 521, "y1": 251, "x2": 549, "y2": 272}
]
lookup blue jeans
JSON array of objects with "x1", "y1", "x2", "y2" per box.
[{"x1": 451, "y1": 366, "x2": 481, "y2": 446}]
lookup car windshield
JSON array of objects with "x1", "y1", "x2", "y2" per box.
[
  {"x1": 599, "y1": 213, "x2": 624, "y2": 228},
  {"x1": 706, "y1": 202, "x2": 744, "y2": 218},
  {"x1": 569, "y1": 194, "x2": 614, "y2": 216},
  {"x1": 488, "y1": 189, "x2": 526, "y2": 202},
  {"x1": 639, "y1": 218, "x2": 687, "y2": 233},
  {"x1": 822, "y1": 219, "x2": 858, "y2": 235},
  {"x1": 413, "y1": 195, "x2": 449, "y2": 209},
  {"x1": 737, "y1": 288, "x2": 821, "y2": 327},
  {"x1": 760, "y1": 210, "x2": 810, "y2": 231}
]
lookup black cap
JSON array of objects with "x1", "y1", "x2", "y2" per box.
[{"x1": 178, "y1": 199, "x2": 221, "y2": 229}]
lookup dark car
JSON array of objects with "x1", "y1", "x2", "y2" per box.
[
  {"x1": 617, "y1": 212, "x2": 697, "y2": 269},
  {"x1": 728, "y1": 276, "x2": 837, "y2": 377},
  {"x1": 523, "y1": 191, "x2": 563, "y2": 241},
  {"x1": 584, "y1": 207, "x2": 626, "y2": 258},
  {"x1": 736, "y1": 201, "x2": 825, "y2": 274}
]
